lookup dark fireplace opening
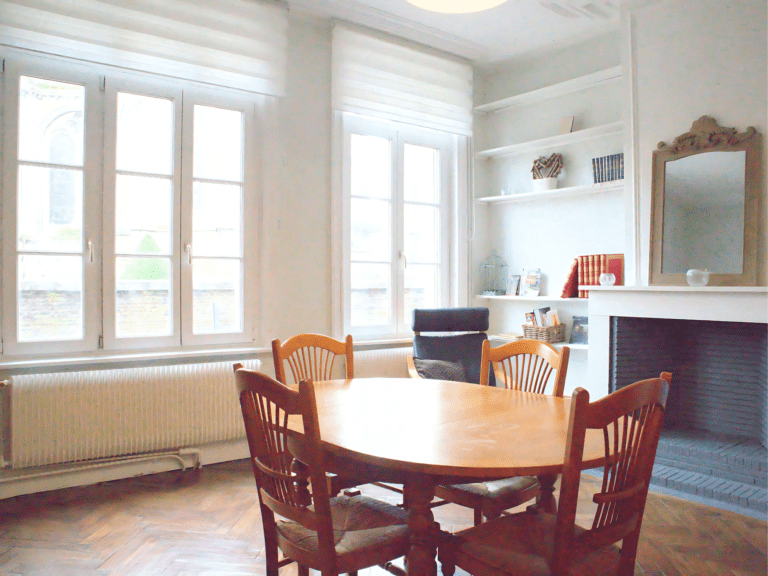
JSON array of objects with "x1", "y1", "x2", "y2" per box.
[{"x1": 610, "y1": 317, "x2": 767, "y2": 513}]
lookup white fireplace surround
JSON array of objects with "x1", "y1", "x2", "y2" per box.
[{"x1": 586, "y1": 287, "x2": 768, "y2": 399}]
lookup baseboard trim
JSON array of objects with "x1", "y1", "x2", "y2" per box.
[{"x1": 0, "y1": 439, "x2": 250, "y2": 499}]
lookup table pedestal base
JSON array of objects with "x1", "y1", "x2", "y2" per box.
[{"x1": 404, "y1": 474, "x2": 439, "y2": 576}]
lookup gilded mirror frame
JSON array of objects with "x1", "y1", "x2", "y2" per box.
[{"x1": 650, "y1": 116, "x2": 761, "y2": 286}]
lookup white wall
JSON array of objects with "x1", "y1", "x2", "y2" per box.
[
  {"x1": 627, "y1": 0, "x2": 767, "y2": 285},
  {"x1": 260, "y1": 14, "x2": 334, "y2": 349}
]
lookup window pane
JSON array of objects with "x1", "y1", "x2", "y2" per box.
[
  {"x1": 404, "y1": 143, "x2": 438, "y2": 204},
  {"x1": 116, "y1": 92, "x2": 174, "y2": 176},
  {"x1": 19, "y1": 77, "x2": 84, "y2": 166},
  {"x1": 193, "y1": 105, "x2": 243, "y2": 182},
  {"x1": 351, "y1": 198, "x2": 391, "y2": 262},
  {"x1": 351, "y1": 133, "x2": 391, "y2": 199},
  {"x1": 192, "y1": 259, "x2": 242, "y2": 334},
  {"x1": 115, "y1": 175, "x2": 172, "y2": 255},
  {"x1": 405, "y1": 264, "x2": 438, "y2": 325},
  {"x1": 193, "y1": 183, "x2": 241, "y2": 257},
  {"x1": 18, "y1": 165, "x2": 83, "y2": 253},
  {"x1": 115, "y1": 257, "x2": 172, "y2": 337},
  {"x1": 404, "y1": 204, "x2": 438, "y2": 263},
  {"x1": 18, "y1": 255, "x2": 83, "y2": 341},
  {"x1": 351, "y1": 263, "x2": 390, "y2": 327}
]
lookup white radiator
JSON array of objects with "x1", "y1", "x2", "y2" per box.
[
  {"x1": 9, "y1": 359, "x2": 261, "y2": 469},
  {"x1": 354, "y1": 347, "x2": 412, "y2": 378}
]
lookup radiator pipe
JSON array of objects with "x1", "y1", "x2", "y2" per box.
[{"x1": 0, "y1": 448, "x2": 201, "y2": 484}]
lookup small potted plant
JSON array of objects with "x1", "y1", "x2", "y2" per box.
[{"x1": 531, "y1": 153, "x2": 563, "y2": 192}]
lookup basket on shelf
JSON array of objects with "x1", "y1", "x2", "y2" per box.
[{"x1": 522, "y1": 323, "x2": 565, "y2": 344}]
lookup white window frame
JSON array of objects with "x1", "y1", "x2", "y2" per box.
[
  {"x1": 180, "y1": 87, "x2": 258, "y2": 347},
  {"x1": 336, "y1": 112, "x2": 456, "y2": 340},
  {"x1": 1, "y1": 54, "x2": 103, "y2": 356},
  {"x1": 102, "y1": 76, "x2": 183, "y2": 351},
  {"x1": 0, "y1": 48, "x2": 265, "y2": 359}
]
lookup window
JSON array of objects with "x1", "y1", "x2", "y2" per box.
[
  {"x1": 340, "y1": 114, "x2": 454, "y2": 338},
  {"x1": 2, "y1": 52, "x2": 261, "y2": 356}
]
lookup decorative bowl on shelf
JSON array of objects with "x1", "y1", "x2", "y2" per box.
[
  {"x1": 686, "y1": 269, "x2": 709, "y2": 287},
  {"x1": 599, "y1": 272, "x2": 616, "y2": 286}
]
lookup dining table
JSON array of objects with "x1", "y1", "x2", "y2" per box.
[{"x1": 287, "y1": 377, "x2": 607, "y2": 576}]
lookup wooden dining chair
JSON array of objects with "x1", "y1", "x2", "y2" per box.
[
  {"x1": 272, "y1": 333, "x2": 354, "y2": 384},
  {"x1": 433, "y1": 339, "x2": 571, "y2": 526},
  {"x1": 234, "y1": 367, "x2": 410, "y2": 576},
  {"x1": 272, "y1": 334, "x2": 375, "y2": 496},
  {"x1": 438, "y1": 377, "x2": 669, "y2": 576}
]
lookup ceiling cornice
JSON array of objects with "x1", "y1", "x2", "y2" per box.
[{"x1": 286, "y1": 0, "x2": 489, "y2": 61}]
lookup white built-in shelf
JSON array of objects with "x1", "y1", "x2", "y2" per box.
[
  {"x1": 477, "y1": 181, "x2": 623, "y2": 205},
  {"x1": 477, "y1": 295, "x2": 586, "y2": 303},
  {"x1": 474, "y1": 66, "x2": 622, "y2": 113},
  {"x1": 476, "y1": 121, "x2": 624, "y2": 159}
]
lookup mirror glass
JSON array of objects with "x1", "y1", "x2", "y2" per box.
[{"x1": 661, "y1": 151, "x2": 746, "y2": 274}]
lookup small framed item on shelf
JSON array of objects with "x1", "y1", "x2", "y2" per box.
[
  {"x1": 570, "y1": 316, "x2": 589, "y2": 344},
  {"x1": 525, "y1": 311, "x2": 537, "y2": 326},
  {"x1": 506, "y1": 273, "x2": 521, "y2": 296},
  {"x1": 520, "y1": 268, "x2": 542, "y2": 297}
]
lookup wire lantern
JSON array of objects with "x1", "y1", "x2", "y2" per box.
[{"x1": 480, "y1": 250, "x2": 508, "y2": 295}]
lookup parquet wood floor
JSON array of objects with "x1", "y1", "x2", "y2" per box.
[{"x1": 0, "y1": 460, "x2": 765, "y2": 575}]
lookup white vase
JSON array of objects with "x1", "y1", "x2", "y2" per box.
[
  {"x1": 686, "y1": 269, "x2": 709, "y2": 287},
  {"x1": 532, "y1": 177, "x2": 558, "y2": 193}
]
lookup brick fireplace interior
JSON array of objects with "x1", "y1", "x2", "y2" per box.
[{"x1": 610, "y1": 317, "x2": 767, "y2": 514}]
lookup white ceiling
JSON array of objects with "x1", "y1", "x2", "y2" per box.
[{"x1": 287, "y1": 0, "x2": 621, "y2": 64}]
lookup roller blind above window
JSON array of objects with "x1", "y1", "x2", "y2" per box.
[
  {"x1": 332, "y1": 24, "x2": 473, "y2": 136},
  {"x1": 0, "y1": 0, "x2": 288, "y2": 96}
]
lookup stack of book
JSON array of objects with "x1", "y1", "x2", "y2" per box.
[
  {"x1": 525, "y1": 307, "x2": 560, "y2": 327},
  {"x1": 592, "y1": 153, "x2": 624, "y2": 184},
  {"x1": 561, "y1": 254, "x2": 624, "y2": 298}
]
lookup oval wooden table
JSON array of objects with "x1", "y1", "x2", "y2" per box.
[{"x1": 288, "y1": 377, "x2": 607, "y2": 576}]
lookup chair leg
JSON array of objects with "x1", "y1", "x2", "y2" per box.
[
  {"x1": 441, "y1": 560, "x2": 456, "y2": 576},
  {"x1": 617, "y1": 534, "x2": 640, "y2": 576},
  {"x1": 473, "y1": 507, "x2": 482, "y2": 526},
  {"x1": 298, "y1": 566, "x2": 309, "y2": 576},
  {"x1": 348, "y1": 572, "x2": 358, "y2": 576},
  {"x1": 263, "y1": 518, "x2": 280, "y2": 576}
]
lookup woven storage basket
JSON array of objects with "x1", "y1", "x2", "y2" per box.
[{"x1": 521, "y1": 323, "x2": 565, "y2": 344}]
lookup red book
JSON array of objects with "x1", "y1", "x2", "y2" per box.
[
  {"x1": 600, "y1": 254, "x2": 607, "y2": 277},
  {"x1": 561, "y1": 258, "x2": 579, "y2": 298},
  {"x1": 577, "y1": 255, "x2": 587, "y2": 298},
  {"x1": 606, "y1": 253, "x2": 624, "y2": 285}
]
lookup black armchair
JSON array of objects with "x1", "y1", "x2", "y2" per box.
[{"x1": 408, "y1": 307, "x2": 495, "y2": 387}]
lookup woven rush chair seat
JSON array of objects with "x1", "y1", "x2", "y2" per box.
[
  {"x1": 435, "y1": 476, "x2": 539, "y2": 520},
  {"x1": 441, "y1": 508, "x2": 619, "y2": 576},
  {"x1": 276, "y1": 494, "x2": 409, "y2": 573}
]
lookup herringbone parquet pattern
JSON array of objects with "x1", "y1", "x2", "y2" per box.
[{"x1": 0, "y1": 460, "x2": 765, "y2": 575}]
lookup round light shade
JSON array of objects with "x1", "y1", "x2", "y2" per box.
[{"x1": 406, "y1": 0, "x2": 508, "y2": 13}]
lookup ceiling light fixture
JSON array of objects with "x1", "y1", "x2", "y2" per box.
[{"x1": 406, "y1": 0, "x2": 509, "y2": 14}]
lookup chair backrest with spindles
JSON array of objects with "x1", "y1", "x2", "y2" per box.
[
  {"x1": 552, "y1": 378, "x2": 668, "y2": 574},
  {"x1": 272, "y1": 334, "x2": 354, "y2": 385},
  {"x1": 480, "y1": 339, "x2": 570, "y2": 397},
  {"x1": 234, "y1": 368, "x2": 338, "y2": 570}
]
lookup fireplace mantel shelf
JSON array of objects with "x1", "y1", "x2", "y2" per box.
[{"x1": 586, "y1": 286, "x2": 767, "y2": 293}]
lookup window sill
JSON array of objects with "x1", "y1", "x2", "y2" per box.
[{"x1": 0, "y1": 345, "x2": 271, "y2": 377}]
